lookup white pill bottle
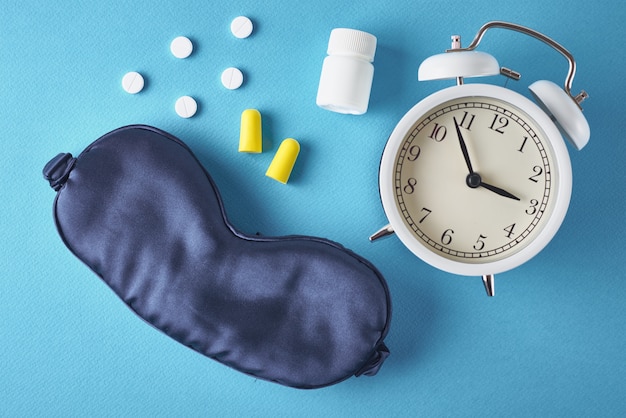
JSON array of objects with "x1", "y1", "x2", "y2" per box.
[{"x1": 316, "y1": 28, "x2": 377, "y2": 115}]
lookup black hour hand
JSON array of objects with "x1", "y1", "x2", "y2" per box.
[
  {"x1": 480, "y1": 181, "x2": 520, "y2": 201},
  {"x1": 466, "y1": 173, "x2": 521, "y2": 201}
]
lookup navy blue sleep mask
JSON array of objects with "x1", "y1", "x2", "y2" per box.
[{"x1": 43, "y1": 125, "x2": 391, "y2": 389}]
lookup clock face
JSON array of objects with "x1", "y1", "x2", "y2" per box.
[{"x1": 380, "y1": 84, "x2": 572, "y2": 276}]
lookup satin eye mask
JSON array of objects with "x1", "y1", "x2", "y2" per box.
[{"x1": 43, "y1": 125, "x2": 391, "y2": 389}]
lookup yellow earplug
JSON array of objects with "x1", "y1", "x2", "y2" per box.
[
  {"x1": 266, "y1": 138, "x2": 300, "y2": 184},
  {"x1": 239, "y1": 109, "x2": 262, "y2": 153}
]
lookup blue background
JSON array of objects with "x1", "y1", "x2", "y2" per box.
[{"x1": 2, "y1": 0, "x2": 624, "y2": 416}]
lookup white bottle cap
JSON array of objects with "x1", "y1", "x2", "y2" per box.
[{"x1": 327, "y1": 28, "x2": 377, "y2": 62}]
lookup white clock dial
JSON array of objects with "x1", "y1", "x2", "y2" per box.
[{"x1": 380, "y1": 84, "x2": 572, "y2": 276}]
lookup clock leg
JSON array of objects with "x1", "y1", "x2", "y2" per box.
[
  {"x1": 369, "y1": 224, "x2": 395, "y2": 242},
  {"x1": 482, "y1": 274, "x2": 495, "y2": 297}
]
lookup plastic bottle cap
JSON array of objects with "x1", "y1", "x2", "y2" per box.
[
  {"x1": 266, "y1": 138, "x2": 300, "y2": 184},
  {"x1": 327, "y1": 28, "x2": 376, "y2": 62},
  {"x1": 239, "y1": 109, "x2": 262, "y2": 153}
]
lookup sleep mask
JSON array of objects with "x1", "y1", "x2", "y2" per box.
[{"x1": 43, "y1": 125, "x2": 391, "y2": 389}]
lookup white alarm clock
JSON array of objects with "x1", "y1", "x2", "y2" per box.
[{"x1": 371, "y1": 21, "x2": 590, "y2": 296}]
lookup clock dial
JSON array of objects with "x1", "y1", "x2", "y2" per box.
[{"x1": 392, "y1": 96, "x2": 559, "y2": 268}]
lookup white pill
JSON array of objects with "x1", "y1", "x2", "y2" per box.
[
  {"x1": 121, "y1": 71, "x2": 144, "y2": 94},
  {"x1": 175, "y1": 96, "x2": 198, "y2": 118},
  {"x1": 231, "y1": 16, "x2": 253, "y2": 39},
  {"x1": 170, "y1": 36, "x2": 193, "y2": 59},
  {"x1": 221, "y1": 67, "x2": 244, "y2": 90}
]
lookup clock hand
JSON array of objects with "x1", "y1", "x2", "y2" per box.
[
  {"x1": 454, "y1": 117, "x2": 520, "y2": 201},
  {"x1": 453, "y1": 117, "x2": 474, "y2": 175},
  {"x1": 466, "y1": 172, "x2": 520, "y2": 200},
  {"x1": 479, "y1": 180, "x2": 521, "y2": 201}
]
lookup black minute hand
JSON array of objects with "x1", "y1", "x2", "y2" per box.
[{"x1": 453, "y1": 117, "x2": 474, "y2": 175}]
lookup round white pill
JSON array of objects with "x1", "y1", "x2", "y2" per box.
[
  {"x1": 121, "y1": 71, "x2": 144, "y2": 94},
  {"x1": 231, "y1": 16, "x2": 253, "y2": 39},
  {"x1": 170, "y1": 36, "x2": 193, "y2": 59},
  {"x1": 175, "y1": 96, "x2": 198, "y2": 118},
  {"x1": 221, "y1": 67, "x2": 244, "y2": 90}
]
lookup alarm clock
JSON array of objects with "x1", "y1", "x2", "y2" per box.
[{"x1": 371, "y1": 21, "x2": 590, "y2": 296}]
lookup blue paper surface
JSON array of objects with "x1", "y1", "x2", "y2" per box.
[{"x1": 2, "y1": 0, "x2": 624, "y2": 416}]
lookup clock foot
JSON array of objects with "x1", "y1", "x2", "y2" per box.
[
  {"x1": 482, "y1": 274, "x2": 495, "y2": 297},
  {"x1": 369, "y1": 224, "x2": 395, "y2": 242}
]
